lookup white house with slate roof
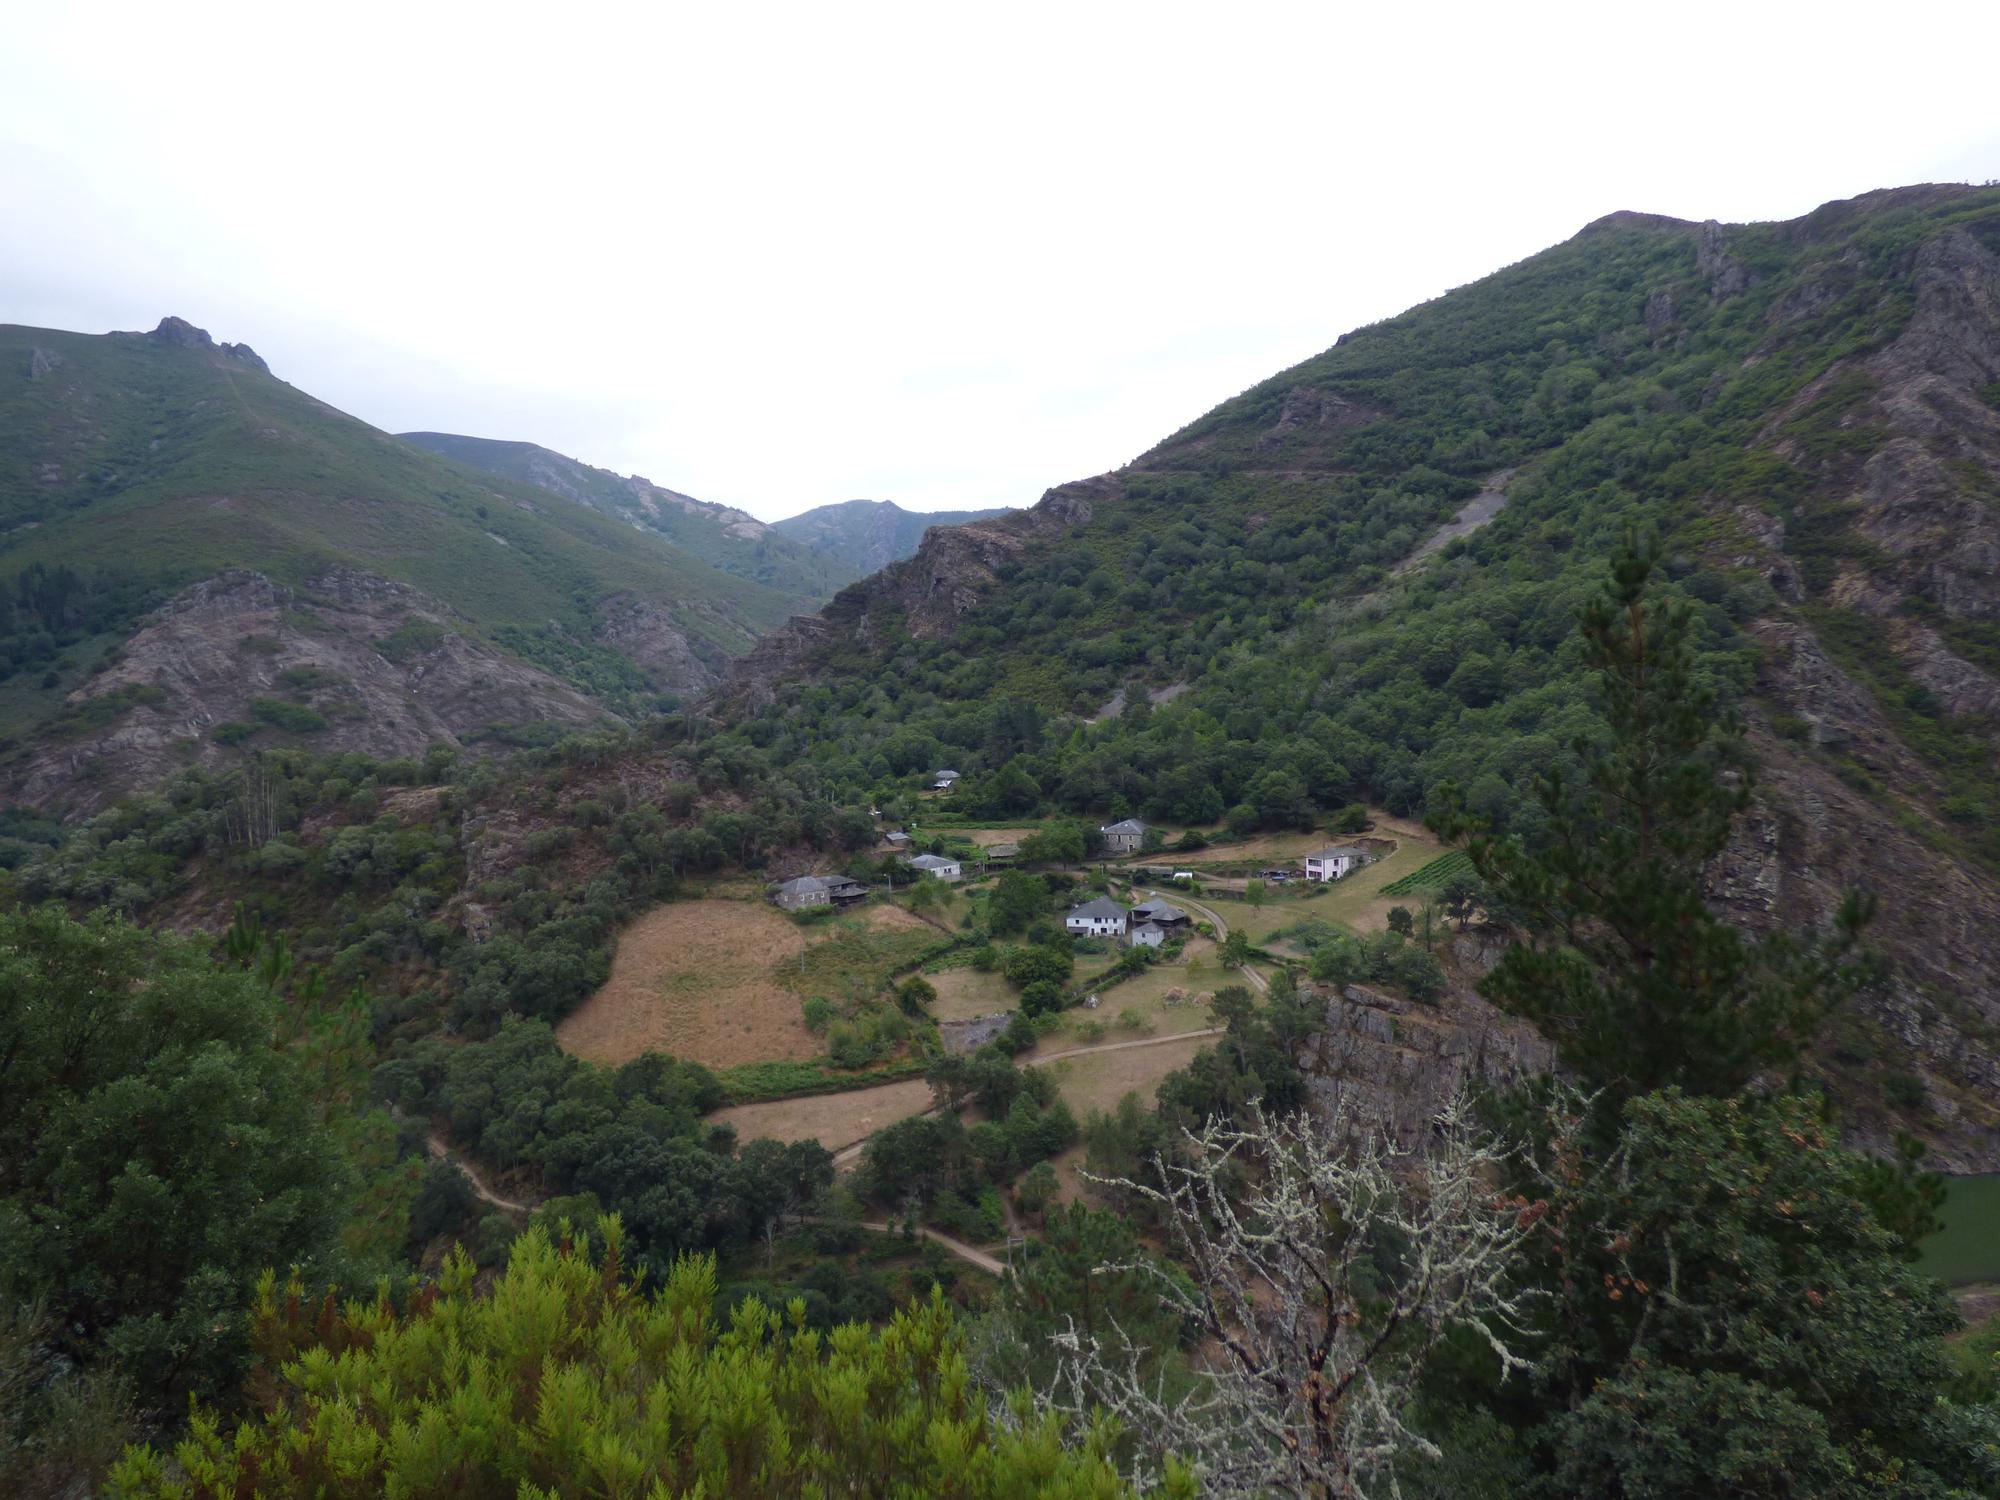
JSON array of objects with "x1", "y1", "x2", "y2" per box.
[
  {"x1": 906, "y1": 852, "x2": 963, "y2": 882},
  {"x1": 932, "y1": 769, "x2": 961, "y2": 791},
  {"x1": 1065, "y1": 896, "x2": 1128, "y2": 938},
  {"x1": 1303, "y1": 844, "x2": 1367, "y2": 882},
  {"x1": 1100, "y1": 817, "x2": 1147, "y2": 855},
  {"x1": 1129, "y1": 921, "x2": 1168, "y2": 949},
  {"x1": 774, "y1": 875, "x2": 832, "y2": 911}
]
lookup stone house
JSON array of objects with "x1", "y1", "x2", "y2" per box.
[
  {"x1": 773, "y1": 875, "x2": 831, "y2": 911},
  {"x1": 1100, "y1": 817, "x2": 1148, "y2": 855}
]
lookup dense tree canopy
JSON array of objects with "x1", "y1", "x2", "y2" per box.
[{"x1": 0, "y1": 905, "x2": 350, "y2": 1406}]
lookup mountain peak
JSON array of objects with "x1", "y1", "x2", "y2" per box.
[{"x1": 148, "y1": 315, "x2": 213, "y2": 348}]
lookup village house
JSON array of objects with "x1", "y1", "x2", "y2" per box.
[
  {"x1": 1065, "y1": 896, "x2": 1128, "y2": 939},
  {"x1": 906, "y1": 852, "x2": 963, "y2": 882},
  {"x1": 1129, "y1": 921, "x2": 1168, "y2": 949},
  {"x1": 822, "y1": 874, "x2": 869, "y2": 906},
  {"x1": 1129, "y1": 898, "x2": 1191, "y2": 929},
  {"x1": 1100, "y1": 817, "x2": 1148, "y2": 855},
  {"x1": 931, "y1": 769, "x2": 961, "y2": 792},
  {"x1": 772, "y1": 875, "x2": 831, "y2": 911},
  {"x1": 1303, "y1": 844, "x2": 1367, "y2": 882}
]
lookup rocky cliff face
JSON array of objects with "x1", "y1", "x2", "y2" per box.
[
  {"x1": 1702, "y1": 215, "x2": 2000, "y2": 1166},
  {"x1": 13, "y1": 568, "x2": 613, "y2": 814},
  {"x1": 729, "y1": 475, "x2": 1114, "y2": 697},
  {"x1": 1300, "y1": 970, "x2": 1556, "y2": 1146}
]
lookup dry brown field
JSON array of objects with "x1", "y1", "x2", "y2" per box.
[{"x1": 556, "y1": 900, "x2": 819, "y2": 1069}]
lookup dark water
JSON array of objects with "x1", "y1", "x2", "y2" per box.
[{"x1": 1920, "y1": 1174, "x2": 2000, "y2": 1285}]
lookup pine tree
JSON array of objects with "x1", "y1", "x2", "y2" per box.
[{"x1": 1435, "y1": 532, "x2": 1875, "y2": 1098}]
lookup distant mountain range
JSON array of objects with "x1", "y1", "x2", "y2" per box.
[
  {"x1": 398, "y1": 432, "x2": 860, "y2": 608},
  {"x1": 772, "y1": 498, "x2": 1013, "y2": 575},
  {"x1": 0, "y1": 318, "x2": 801, "y2": 810}
]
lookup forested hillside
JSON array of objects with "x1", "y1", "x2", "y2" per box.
[
  {"x1": 732, "y1": 183, "x2": 2000, "y2": 1164},
  {"x1": 0, "y1": 320, "x2": 799, "y2": 811},
  {"x1": 10, "y1": 183, "x2": 2000, "y2": 1497}
]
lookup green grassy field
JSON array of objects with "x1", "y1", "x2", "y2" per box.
[
  {"x1": 1920, "y1": 1175, "x2": 2000, "y2": 1285},
  {"x1": 1380, "y1": 851, "x2": 1476, "y2": 896}
]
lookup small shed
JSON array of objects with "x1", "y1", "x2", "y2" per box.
[{"x1": 907, "y1": 852, "x2": 963, "y2": 882}]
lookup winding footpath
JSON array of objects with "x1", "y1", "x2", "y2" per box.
[{"x1": 426, "y1": 1131, "x2": 529, "y2": 1213}]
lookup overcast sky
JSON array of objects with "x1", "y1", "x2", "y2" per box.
[{"x1": 4, "y1": 3, "x2": 1997, "y2": 522}]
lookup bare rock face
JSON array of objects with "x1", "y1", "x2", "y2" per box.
[
  {"x1": 1698, "y1": 220, "x2": 1752, "y2": 299},
  {"x1": 592, "y1": 591, "x2": 725, "y2": 695},
  {"x1": 728, "y1": 472, "x2": 1117, "y2": 697},
  {"x1": 14, "y1": 568, "x2": 610, "y2": 815},
  {"x1": 1706, "y1": 221, "x2": 2000, "y2": 1164},
  {"x1": 1300, "y1": 979, "x2": 1555, "y2": 1145},
  {"x1": 146, "y1": 315, "x2": 215, "y2": 349}
]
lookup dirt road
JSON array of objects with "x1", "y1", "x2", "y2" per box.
[
  {"x1": 427, "y1": 1132, "x2": 528, "y2": 1213},
  {"x1": 1146, "y1": 888, "x2": 1268, "y2": 994}
]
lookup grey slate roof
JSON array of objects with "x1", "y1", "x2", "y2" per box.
[
  {"x1": 1067, "y1": 897, "x2": 1128, "y2": 922},
  {"x1": 1101, "y1": 817, "x2": 1147, "y2": 836},
  {"x1": 1131, "y1": 900, "x2": 1187, "y2": 924},
  {"x1": 1304, "y1": 844, "x2": 1366, "y2": 861},
  {"x1": 776, "y1": 875, "x2": 830, "y2": 897},
  {"x1": 908, "y1": 853, "x2": 958, "y2": 870}
]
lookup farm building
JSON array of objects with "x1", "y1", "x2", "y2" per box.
[
  {"x1": 906, "y1": 852, "x2": 963, "y2": 882},
  {"x1": 1129, "y1": 921, "x2": 1168, "y2": 949},
  {"x1": 1100, "y1": 817, "x2": 1148, "y2": 854},
  {"x1": 882, "y1": 830, "x2": 913, "y2": 851},
  {"x1": 931, "y1": 769, "x2": 961, "y2": 791},
  {"x1": 1129, "y1": 899, "x2": 1191, "y2": 928},
  {"x1": 822, "y1": 875, "x2": 869, "y2": 905},
  {"x1": 773, "y1": 875, "x2": 831, "y2": 911},
  {"x1": 1303, "y1": 844, "x2": 1367, "y2": 882},
  {"x1": 1065, "y1": 896, "x2": 1128, "y2": 938}
]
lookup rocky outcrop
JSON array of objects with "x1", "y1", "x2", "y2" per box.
[
  {"x1": 107, "y1": 316, "x2": 271, "y2": 374},
  {"x1": 1700, "y1": 216, "x2": 2000, "y2": 1163},
  {"x1": 145, "y1": 315, "x2": 214, "y2": 349},
  {"x1": 1300, "y1": 978, "x2": 1555, "y2": 1145},
  {"x1": 1698, "y1": 220, "x2": 1752, "y2": 300},
  {"x1": 728, "y1": 473, "x2": 1117, "y2": 696},
  {"x1": 592, "y1": 591, "x2": 725, "y2": 694},
  {"x1": 13, "y1": 568, "x2": 610, "y2": 814}
]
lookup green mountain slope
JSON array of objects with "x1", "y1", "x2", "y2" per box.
[
  {"x1": 772, "y1": 497, "x2": 1013, "y2": 575},
  {"x1": 733, "y1": 183, "x2": 2000, "y2": 1165},
  {"x1": 0, "y1": 318, "x2": 800, "y2": 809},
  {"x1": 399, "y1": 431, "x2": 858, "y2": 608}
]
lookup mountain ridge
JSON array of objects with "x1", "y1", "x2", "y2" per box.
[
  {"x1": 771, "y1": 496, "x2": 1013, "y2": 575},
  {"x1": 0, "y1": 318, "x2": 800, "y2": 811},
  {"x1": 398, "y1": 431, "x2": 859, "y2": 610}
]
